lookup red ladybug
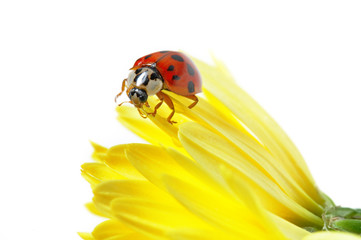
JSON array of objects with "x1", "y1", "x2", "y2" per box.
[{"x1": 115, "y1": 51, "x2": 202, "y2": 124}]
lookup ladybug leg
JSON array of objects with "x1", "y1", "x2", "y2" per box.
[
  {"x1": 137, "y1": 108, "x2": 148, "y2": 119},
  {"x1": 156, "y1": 92, "x2": 176, "y2": 124},
  {"x1": 115, "y1": 79, "x2": 127, "y2": 104},
  {"x1": 150, "y1": 99, "x2": 164, "y2": 117},
  {"x1": 185, "y1": 95, "x2": 199, "y2": 109}
]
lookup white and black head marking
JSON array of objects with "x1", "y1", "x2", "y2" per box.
[{"x1": 127, "y1": 67, "x2": 163, "y2": 107}]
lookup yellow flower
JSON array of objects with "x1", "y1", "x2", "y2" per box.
[{"x1": 80, "y1": 56, "x2": 361, "y2": 239}]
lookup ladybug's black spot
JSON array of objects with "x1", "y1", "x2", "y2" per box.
[
  {"x1": 159, "y1": 51, "x2": 169, "y2": 53},
  {"x1": 187, "y1": 63, "x2": 195, "y2": 76},
  {"x1": 150, "y1": 73, "x2": 157, "y2": 80},
  {"x1": 188, "y1": 81, "x2": 195, "y2": 93},
  {"x1": 167, "y1": 65, "x2": 174, "y2": 71},
  {"x1": 145, "y1": 54, "x2": 152, "y2": 59},
  {"x1": 171, "y1": 55, "x2": 184, "y2": 62},
  {"x1": 135, "y1": 68, "x2": 142, "y2": 74},
  {"x1": 143, "y1": 77, "x2": 149, "y2": 86},
  {"x1": 172, "y1": 75, "x2": 180, "y2": 80}
]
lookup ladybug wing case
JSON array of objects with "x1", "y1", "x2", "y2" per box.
[
  {"x1": 133, "y1": 51, "x2": 202, "y2": 96},
  {"x1": 133, "y1": 51, "x2": 170, "y2": 68}
]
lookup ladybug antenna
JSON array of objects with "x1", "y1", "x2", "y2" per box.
[
  {"x1": 114, "y1": 93, "x2": 122, "y2": 104},
  {"x1": 115, "y1": 78, "x2": 128, "y2": 104}
]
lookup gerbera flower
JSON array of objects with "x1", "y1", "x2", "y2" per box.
[{"x1": 80, "y1": 55, "x2": 361, "y2": 239}]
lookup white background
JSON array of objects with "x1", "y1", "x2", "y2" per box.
[{"x1": 0, "y1": 1, "x2": 360, "y2": 239}]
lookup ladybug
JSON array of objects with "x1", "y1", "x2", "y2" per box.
[{"x1": 115, "y1": 51, "x2": 202, "y2": 124}]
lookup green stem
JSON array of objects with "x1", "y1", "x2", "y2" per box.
[{"x1": 323, "y1": 207, "x2": 361, "y2": 235}]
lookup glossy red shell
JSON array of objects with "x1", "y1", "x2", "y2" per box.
[{"x1": 132, "y1": 51, "x2": 202, "y2": 96}]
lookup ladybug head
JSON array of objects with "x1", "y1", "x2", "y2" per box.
[
  {"x1": 127, "y1": 67, "x2": 164, "y2": 101},
  {"x1": 128, "y1": 87, "x2": 148, "y2": 107}
]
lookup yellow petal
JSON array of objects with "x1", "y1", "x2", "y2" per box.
[
  {"x1": 269, "y1": 213, "x2": 310, "y2": 240},
  {"x1": 81, "y1": 162, "x2": 124, "y2": 186},
  {"x1": 124, "y1": 144, "x2": 195, "y2": 191},
  {"x1": 223, "y1": 161, "x2": 313, "y2": 240},
  {"x1": 104, "y1": 144, "x2": 146, "y2": 180},
  {"x1": 90, "y1": 142, "x2": 108, "y2": 162},
  {"x1": 111, "y1": 197, "x2": 210, "y2": 240},
  {"x1": 93, "y1": 179, "x2": 186, "y2": 218},
  {"x1": 93, "y1": 179, "x2": 168, "y2": 210},
  {"x1": 91, "y1": 219, "x2": 152, "y2": 240},
  {"x1": 163, "y1": 175, "x2": 285, "y2": 240},
  {"x1": 85, "y1": 202, "x2": 108, "y2": 218},
  {"x1": 167, "y1": 228, "x2": 239, "y2": 240},
  {"x1": 192, "y1": 56, "x2": 323, "y2": 204},
  {"x1": 166, "y1": 147, "x2": 228, "y2": 194},
  {"x1": 166, "y1": 90, "x2": 324, "y2": 216},
  {"x1": 92, "y1": 220, "x2": 131, "y2": 239},
  {"x1": 124, "y1": 142, "x2": 282, "y2": 239},
  {"x1": 78, "y1": 232, "x2": 94, "y2": 240},
  {"x1": 125, "y1": 143, "x2": 241, "y2": 209},
  {"x1": 165, "y1": 90, "x2": 259, "y2": 144},
  {"x1": 116, "y1": 105, "x2": 180, "y2": 148},
  {"x1": 178, "y1": 121, "x2": 323, "y2": 227}
]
